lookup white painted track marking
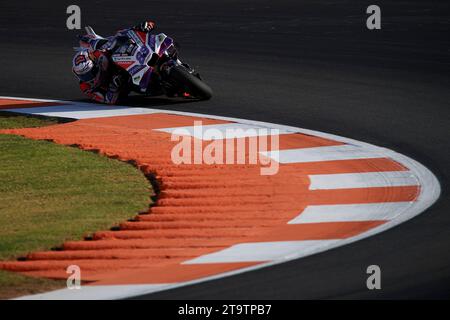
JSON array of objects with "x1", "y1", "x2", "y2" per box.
[
  {"x1": 3, "y1": 103, "x2": 160, "y2": 119},
  {"x1": 309, "y1": 171, "x2": 418, "y2": 190},
  {"x1": 155, "y1": 122, "x2": 292, "y2": 140},
  {"x1": 15, "y1": 284, "x2": 171, "y2": 300},
  {"x1": 184, "y1": 241, "x2": 339, "y2": 264},
  {"x1": 288, "y1": 202, "x2": 414, "y2": 224},
  {"x1": 260, "y1": 144, "x2": 385, "y2": 163}
]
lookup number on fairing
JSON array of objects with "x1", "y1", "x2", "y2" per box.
[{"x1": 136, "y1": 47, "x2": 150, "y2": 65}]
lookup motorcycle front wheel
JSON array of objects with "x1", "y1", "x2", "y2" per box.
[{"x1": 168, "y1": 66, "x2": 213, "y2": 100}]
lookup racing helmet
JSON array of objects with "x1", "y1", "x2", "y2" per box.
[{"x1": 72, "y1": 50, "x2": 99, "y2": 83}]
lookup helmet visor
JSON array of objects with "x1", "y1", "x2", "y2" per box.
[{"x1": 76, "y1": 65, "x2": 99, "y2": 83}]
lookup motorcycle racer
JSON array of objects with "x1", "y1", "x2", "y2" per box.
[{"x1": 72, "y1": 21, "x2": 156, "y2": 104}]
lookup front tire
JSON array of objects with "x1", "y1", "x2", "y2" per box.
[{"x1": 169, "y1": 66, "x2": 213, "y2": 100}]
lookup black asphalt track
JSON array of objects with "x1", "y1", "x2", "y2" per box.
[{"x1": 0, "y1": 0, "x2": 449, "y2": 299}]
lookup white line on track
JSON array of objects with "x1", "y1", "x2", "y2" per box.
[
  {"x1": 16, "y1": 284, "x2": 171, "y2": 300},
  {"x1": 2, "y1": 104, "x2": 160, "y2": 119},
  {"x1": 309, "y1": 171, "x2": 418, "y2": 190},
  {"x1": 288, "y1": 202, "x2": 414, "y2": 224},
  {"x1": 155, "y1": 122, "x2": 292, "y2": 140},
  {"x1": 260, "y1": 144, "x2": 385, "y2": 163},
  {"x1": 183, "y1": 240, "x2": 339, "y2": 264}
]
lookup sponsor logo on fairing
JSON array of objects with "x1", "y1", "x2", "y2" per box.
[
  {"x1": 128, "y1": 30, "x2": 144, "y2": 46},
  {"x1": 136, "y1": 46, "x2": 150, "y2": 64},
  {"x1": 128, "y1": 65, "x2": 146, "y2": 76}
]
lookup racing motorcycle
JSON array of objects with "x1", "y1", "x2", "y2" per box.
[{"x1": 77, "y1": 26, "x2": 213, "y2": 100}]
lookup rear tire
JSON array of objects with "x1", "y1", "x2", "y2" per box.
[{"x1": 169, "y1": 66, "x2": 213, "y2": 100}]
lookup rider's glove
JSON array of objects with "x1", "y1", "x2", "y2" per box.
[
  {"x1": 111, "y1": 74, "x2": 123, "y2": 91},
  {"x1": 136, "y1": 21, "x2": 156, "y2": 33}
]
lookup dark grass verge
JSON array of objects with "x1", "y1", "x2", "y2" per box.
[{"x1": 0, "y1": 113, "x2": 153, "y2": 299}]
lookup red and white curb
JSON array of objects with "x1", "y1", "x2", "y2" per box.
[{"x1": 0, "y1": 96, "x2": 440, "y2": 300}]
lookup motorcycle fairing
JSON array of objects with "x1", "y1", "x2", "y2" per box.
[
  {"x1": 79, "y1": 26, "x2": 176, "y2": 92},
  {"x1": 113, "y1": 31, "x2": 174, "y2": 91}
]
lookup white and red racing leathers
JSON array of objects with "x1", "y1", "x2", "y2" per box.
[
  {"x1": 78, "y1": 50, "x2": 123, "y2": 104},
  {"x1": 78, "y1": 21, "x2": 156, "y2": 104}
]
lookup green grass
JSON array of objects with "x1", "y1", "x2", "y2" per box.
[
  {"x1": 0, "y1": 270, "x2": 66, "y2": 300},
  {"x1": 0, "y1": 112, "x2": 68, "y2": 130},
  {"x1": 0, "y1": 113, "x2": 152, "y2": 298}
]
